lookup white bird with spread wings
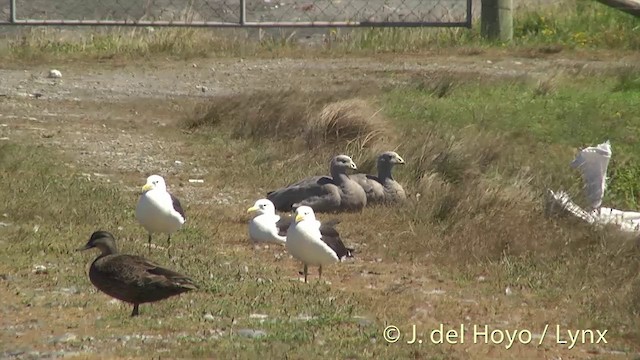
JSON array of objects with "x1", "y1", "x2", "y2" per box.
[{"x1": 547, "y1": 140, "x2": 640, "y2": 233}]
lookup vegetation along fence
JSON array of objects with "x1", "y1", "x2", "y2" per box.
[{"x1": 0, "y1": 0, "x2": 473, "y2": 28}]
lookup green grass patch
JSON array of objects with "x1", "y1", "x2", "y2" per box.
[
  {"x1": 0, "y1": 141, "x2": 454, "y2": 358},
  {"x1": 181, "y1": 69, "x2": 640, "y2": 350},
  {"x1": 384, "y1": 72, "x2": 640, "y2": 208}
]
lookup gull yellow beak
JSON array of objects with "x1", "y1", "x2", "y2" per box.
[
  {"x1": 295, "y1": 213, "x2": 305, "y2": 223},
  {"x1": 141, "y1": 183, "x2": 153, "y2": 192},
  {"x1": 247, "y1": 206, "x2": 258, "y2": 214}
]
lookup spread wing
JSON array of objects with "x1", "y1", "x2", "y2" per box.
[{"x1": 570, "y1": 140, "x2": 611, "y2": 210}]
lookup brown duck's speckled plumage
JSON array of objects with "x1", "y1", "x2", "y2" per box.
[{"x1": 78, "y1": 231, "x2": 198, "y2": 317}]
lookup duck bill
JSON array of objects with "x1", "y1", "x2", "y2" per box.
[{"x1": 76, "y1": 244, "x2": 92, "y2": 252}]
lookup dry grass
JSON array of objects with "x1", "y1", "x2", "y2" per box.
[
  {"x1": 305, "y1": 99, "x2": 394, "y2": 150},
  {"x1": 1, "y1": 0, "x2": 639, "y2": 64},
  {"x1": 3, "y1": 61, "x2": 640, "y2": 358},
  {"x1": 184, "y1": 88, "x2": 395, "y2": 155}
]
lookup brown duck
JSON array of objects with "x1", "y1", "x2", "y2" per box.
[{"x1": 77, "y1": 231, "x2": 198, "y2": 317}]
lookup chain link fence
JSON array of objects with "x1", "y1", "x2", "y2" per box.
[{"x1": 1, "y1": 0, "x2": 472, "y2": 27}]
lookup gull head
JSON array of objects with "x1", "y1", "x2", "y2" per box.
[
  {"x1": 294, "y1": 206, "x2": 317, "y2": 223},
  {"x1": 247, "y1": 199, "x2": 276, "y2": 216},
  {"x1": 141, "y1": 174, "x2": 167, "y2": 193}
]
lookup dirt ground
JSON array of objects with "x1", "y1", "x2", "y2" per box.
[
  {"x1": 2, "y1": 52, "x2": 640, "y2": 359},
  {"x1": 1, "y1": 52, "x2": 636, "y2": 190}
]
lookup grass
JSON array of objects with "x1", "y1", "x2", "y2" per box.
[
  {"x1": 185, "y1": 88, "x2": 396, "y2": 158},
  {"x1": 2, "y1": 0, "x2": 640, "y2": 357},
  {"x1": 1, "y1": 0, "x2": 639, "y2": 62},
  {"x1": 0, "y1": 142, "x2": 447, "y2": 358},
  {"x1": 180, "y1": 68, "x2": 640, "y2": 353},
  {"x1": 3, "y1": 64, "x2": 640, "y2": 358}
]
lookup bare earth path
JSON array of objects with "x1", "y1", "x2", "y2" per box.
[{"x1": 1, "y1": 53, "x2": 639, "y2": 359}]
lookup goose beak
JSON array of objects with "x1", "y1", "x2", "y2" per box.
[
  {"x1": 397, "y1": 157, "x2": 406, "y2": 164},
  {"x1": 350, "y1": 161, "x2": 357, "y2": 170},
  {"x1": 247, "y1": 206, "x2": 258, "y2": 214},
  {"x1": 295, "y1": 214, "x2": 305, "y2": 223}
]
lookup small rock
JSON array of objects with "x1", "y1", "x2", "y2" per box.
[
  {"x1": 236, "y1": 329, "x2": 266, "y2": 339},
  {"x1": 477, "y1": 276, "x2": 486, "y2": 282},
  {"x1": 0, "y1": 222, "x2": 11, "y2": 227},
  {"x1": 505, "y1": 287, "x2": 513, "y2": 296},
  {"x1": 32, "y1": 265, "x2": 47, "y2": 274},
  {"x1": 0, "y1": 274, "x2": 15, "y2": 281},
  {"x1": 108, "y1": 299, "x2": 120, "y2": 306},
  {"x1": 57, "y1": 286, "x2": 78, "y2": 295},
  {"x1": 0, "y1": 137, "x2": 9, "y2": 141},
  {"x1": 4, "y1": 350, "x2": 26, "y2": 357},
  {"x1": 203, "y1": 313, "x2": 215, "y2": 322},
  {"x1": 424, "y1": 289, "x2": 446, "y2": 295},
  {"x1": 48, "y1": 70, "x2": 62, "y2": 79},
  {"x1": 49, "y1": 333, "x2": 77, "y2": 344},
  {"x1": 293, "y1": 314, "x2": 316, "y2": 322},
  {"x1": 249, "y1": 313, "x2": 268, "y2": 320},
  {"x1": 188, "y1": 179, "x2": 204, "y2": 183},
  {"x1": 353, "y1": 315, "x2": 373, "y2": 326},
  {"x1": 174, "y1": 160, "x2": 183, "y2": 165}
]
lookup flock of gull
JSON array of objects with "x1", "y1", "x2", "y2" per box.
[{"x1": 77, "y1": 151, "x2": 407, "y2": 317}]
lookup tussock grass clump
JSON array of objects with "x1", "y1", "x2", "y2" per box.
[
  {"x1": 305, "y1": 99, "x2": 394, "y2": 150},
  {"x1": 185, "y1": 89, "x2": 395, "y2": 152},
  {"x1": 612, "y1": 66, "x2": 640, "y2": 93},
  {"x1": 395, "y1": 127, "x2": 542, "y2": 259}
]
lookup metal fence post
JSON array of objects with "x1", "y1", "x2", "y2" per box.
[
  {"x1": 465, "y1": 0, "x2": 473, "y2": 28},
  {"x1": 10, "y1": 0, "x2": 17, "y2": 23},
  {"x1": 239, "y1": 0, "x2": 246, "y2": 25}
]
